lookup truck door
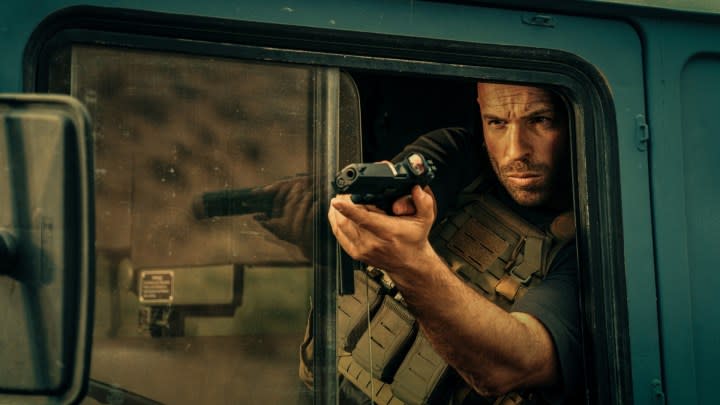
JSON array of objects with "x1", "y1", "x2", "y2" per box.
[
  {"x1": 20, "y1": 3, "x2": 663, "y2": 404},
  {"x1": 641, "y1": 17, "x2": 720, "y2": 404}
]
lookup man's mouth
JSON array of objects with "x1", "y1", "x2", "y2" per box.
[{"x1": 505, "y1": 172, "x2": 543, "y2": 187}]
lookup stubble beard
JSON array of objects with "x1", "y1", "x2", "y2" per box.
[{"x1": 489, "y1": 157, "x2": 554, "y2": 207}]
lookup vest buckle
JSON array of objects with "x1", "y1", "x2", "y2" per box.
[{"x1": 509, "y1": 265, "x2": 533, "y2": 284}]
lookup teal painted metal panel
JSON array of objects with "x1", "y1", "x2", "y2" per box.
[
  {"x1": 680, "y1": 55, "x2": 720, "y2": 405},
  {"x1": 585, "y1": 0, "x2": 720, "y2": 14},
  {"x1": 640, "y1": 17, "x2": 720, "y2": 404}
]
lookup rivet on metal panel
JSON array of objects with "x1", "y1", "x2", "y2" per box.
[
  {"x1": 651, "y1": 379, "x2": 666, "y2": 405},
  {"x1": 635, "y1": 114, "x2": 650, "y2": 151},
  {"x1": 521, "y1": 13, "x2": 556, "y2": 28}
]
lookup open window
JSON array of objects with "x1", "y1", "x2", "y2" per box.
[{"x1": 27, "y1": 6, "x2": 631, "y2": 404}]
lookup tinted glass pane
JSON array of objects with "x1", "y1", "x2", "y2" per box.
[{"x1": 53, "y1": 45, "x2": 316, "y2": 404}]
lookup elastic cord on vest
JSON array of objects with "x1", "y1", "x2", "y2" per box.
[{"x1": 366, "y1": 274, "x2": 376, "y2": 404}]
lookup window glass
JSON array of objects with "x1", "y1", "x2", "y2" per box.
[
  {"x1": 42, "y1": 39, "x2": 590, "y2": 405},
  {"x1": 51, "y1": 45, "x2": 321, "y2": 404}
]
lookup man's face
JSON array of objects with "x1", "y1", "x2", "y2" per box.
[{"x1": 477, "y1": 83, "x2": 568, "y2": 207}]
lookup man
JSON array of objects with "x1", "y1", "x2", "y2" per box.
[{"x1": 327, "y1": 82, "x2": 581, "y2": 403}]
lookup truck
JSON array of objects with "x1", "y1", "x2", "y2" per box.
[{"x1": 1, "y1": 1, "x2": 718, "y2": 404}]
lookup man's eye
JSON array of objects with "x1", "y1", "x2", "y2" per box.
[
  {"x1": 530, "y1": 116, "x2": 552, "y2": 125},
  {"x1": 487, "y1": 119, "x2": 505, "y2": 128}
]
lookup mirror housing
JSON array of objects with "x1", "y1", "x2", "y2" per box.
[{"x1": 0, "y1": 94, "x2": 94, "y2": 404}]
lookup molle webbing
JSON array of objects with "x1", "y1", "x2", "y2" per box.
[
  {"x1": 336, "y1": 194, "x2": 561, "y2": 405},
  {"x1": 353, "y1": 297, "x2": 418, "y2": 381},
  {"x1": 433, "y1": 194, "x2": 552, "y2": 310},
  {"x1": 391, "y1": 332, "x2": 454, "y2": 404},
  {"x1": 338, "y1": 273, "x2": 435, "y2": 403},
  {"x1": 338, "y1": 270, "x2": 385, "y2": 353},
  {"x1": 339, "y1": 354, "x2": 405, "y2": 405}
]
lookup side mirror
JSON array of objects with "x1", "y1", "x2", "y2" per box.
[{"x1": 0, "y1": 95, "x2": 94, "y2": 404}]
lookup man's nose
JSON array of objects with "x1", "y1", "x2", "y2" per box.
[{"x1": 506, "y1": 123, "x2": 531, "y2": 161}]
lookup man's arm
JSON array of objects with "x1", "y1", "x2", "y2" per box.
[
  {"x1": 329, "y1": 186, "x2": 559, "y2": 396},
  {"x1": 394, "y1": 251, "x2": 559, "y2": 396}
]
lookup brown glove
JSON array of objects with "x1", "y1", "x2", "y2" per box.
[{"x1": 254, "y1": 175, "x2": 316, "y2": 260}]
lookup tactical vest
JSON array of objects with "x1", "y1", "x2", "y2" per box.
[{"x1": 300, "y1": 191, "x2": 574, "y2": 405}]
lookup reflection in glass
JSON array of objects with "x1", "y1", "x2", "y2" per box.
[{"x1": 51, "y1": 45, "x2": 318, "y2": 404}]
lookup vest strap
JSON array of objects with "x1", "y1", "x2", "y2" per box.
[
  {"x1": 512, "y1": 236, "x2": 545, "y2": 282},
  {"x1": 496, "y1": 236, "x2": 547, "y2": 302},
  {"x1": 495, "y1": 273, "x2": 524, "y2": 302}
]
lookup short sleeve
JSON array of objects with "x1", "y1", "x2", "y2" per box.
[{"x1": 511, "y1": 244, "x2": 582, "y2": 403}]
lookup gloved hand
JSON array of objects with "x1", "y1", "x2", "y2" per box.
[{"x1": 253, "y1": 176, "x2": 315, "y2": 260}]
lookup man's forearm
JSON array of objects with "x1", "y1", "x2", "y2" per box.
[{"x1": 390, "y1": 247, "x2": 558, "y2": 396}]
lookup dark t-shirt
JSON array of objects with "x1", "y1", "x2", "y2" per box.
[{"x1": 395, "y1": 127, "x2": 583, "y2": 403}]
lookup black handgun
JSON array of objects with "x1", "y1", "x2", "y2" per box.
[
  {"x1": 192, "y1": 186, "x2": 275, "y2": 219},
  {"x1": 333, "y1": 152, "x2": 436, "y2": 212}
]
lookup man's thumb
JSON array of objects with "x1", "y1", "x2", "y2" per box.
[{"x1": 412, "y1": 185, "x2": 436, "y2": 221}]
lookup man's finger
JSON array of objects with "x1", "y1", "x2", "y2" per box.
[
  {"x1": 411, "y1": 185, "x2": 437, "y2": 223},
  {"x1": 424, "y1": 185, "x2": 438, "y2": 219},
  {"x1": 329, "y1": 204, "x2": 361, "y2": 241},
  {"x1": 392, "y1": 195, "x2": 417, "y2": 216},
  {"x1": 327, "y1": 205, "x2": 341, "y2": 236},
  {"x1": 331, "y1": 198, "x2": 395, "y2": 235},
  {"x1": 332, "y1": 222, "x2": 358, "y2": 259},
  {"x1": 332, "y1": 194, "x2": 386, "y2": 214},
  {"x1": 328, "y1": 205, "x2": 366, "y2": 259},
  {"x1": 364, "y1": 204, "x2": 387, "y2": 214}
]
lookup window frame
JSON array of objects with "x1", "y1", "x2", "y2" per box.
[{"x1": 25, "y1": 5, "x2": 631, "y2": 404}]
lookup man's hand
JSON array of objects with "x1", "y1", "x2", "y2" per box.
[
  {"x1": 328, "y1": 185, "x2": 438, "y2": 279},
  {"x1": 254, "y1": 176, "x2": 314, "y2": 260}
]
